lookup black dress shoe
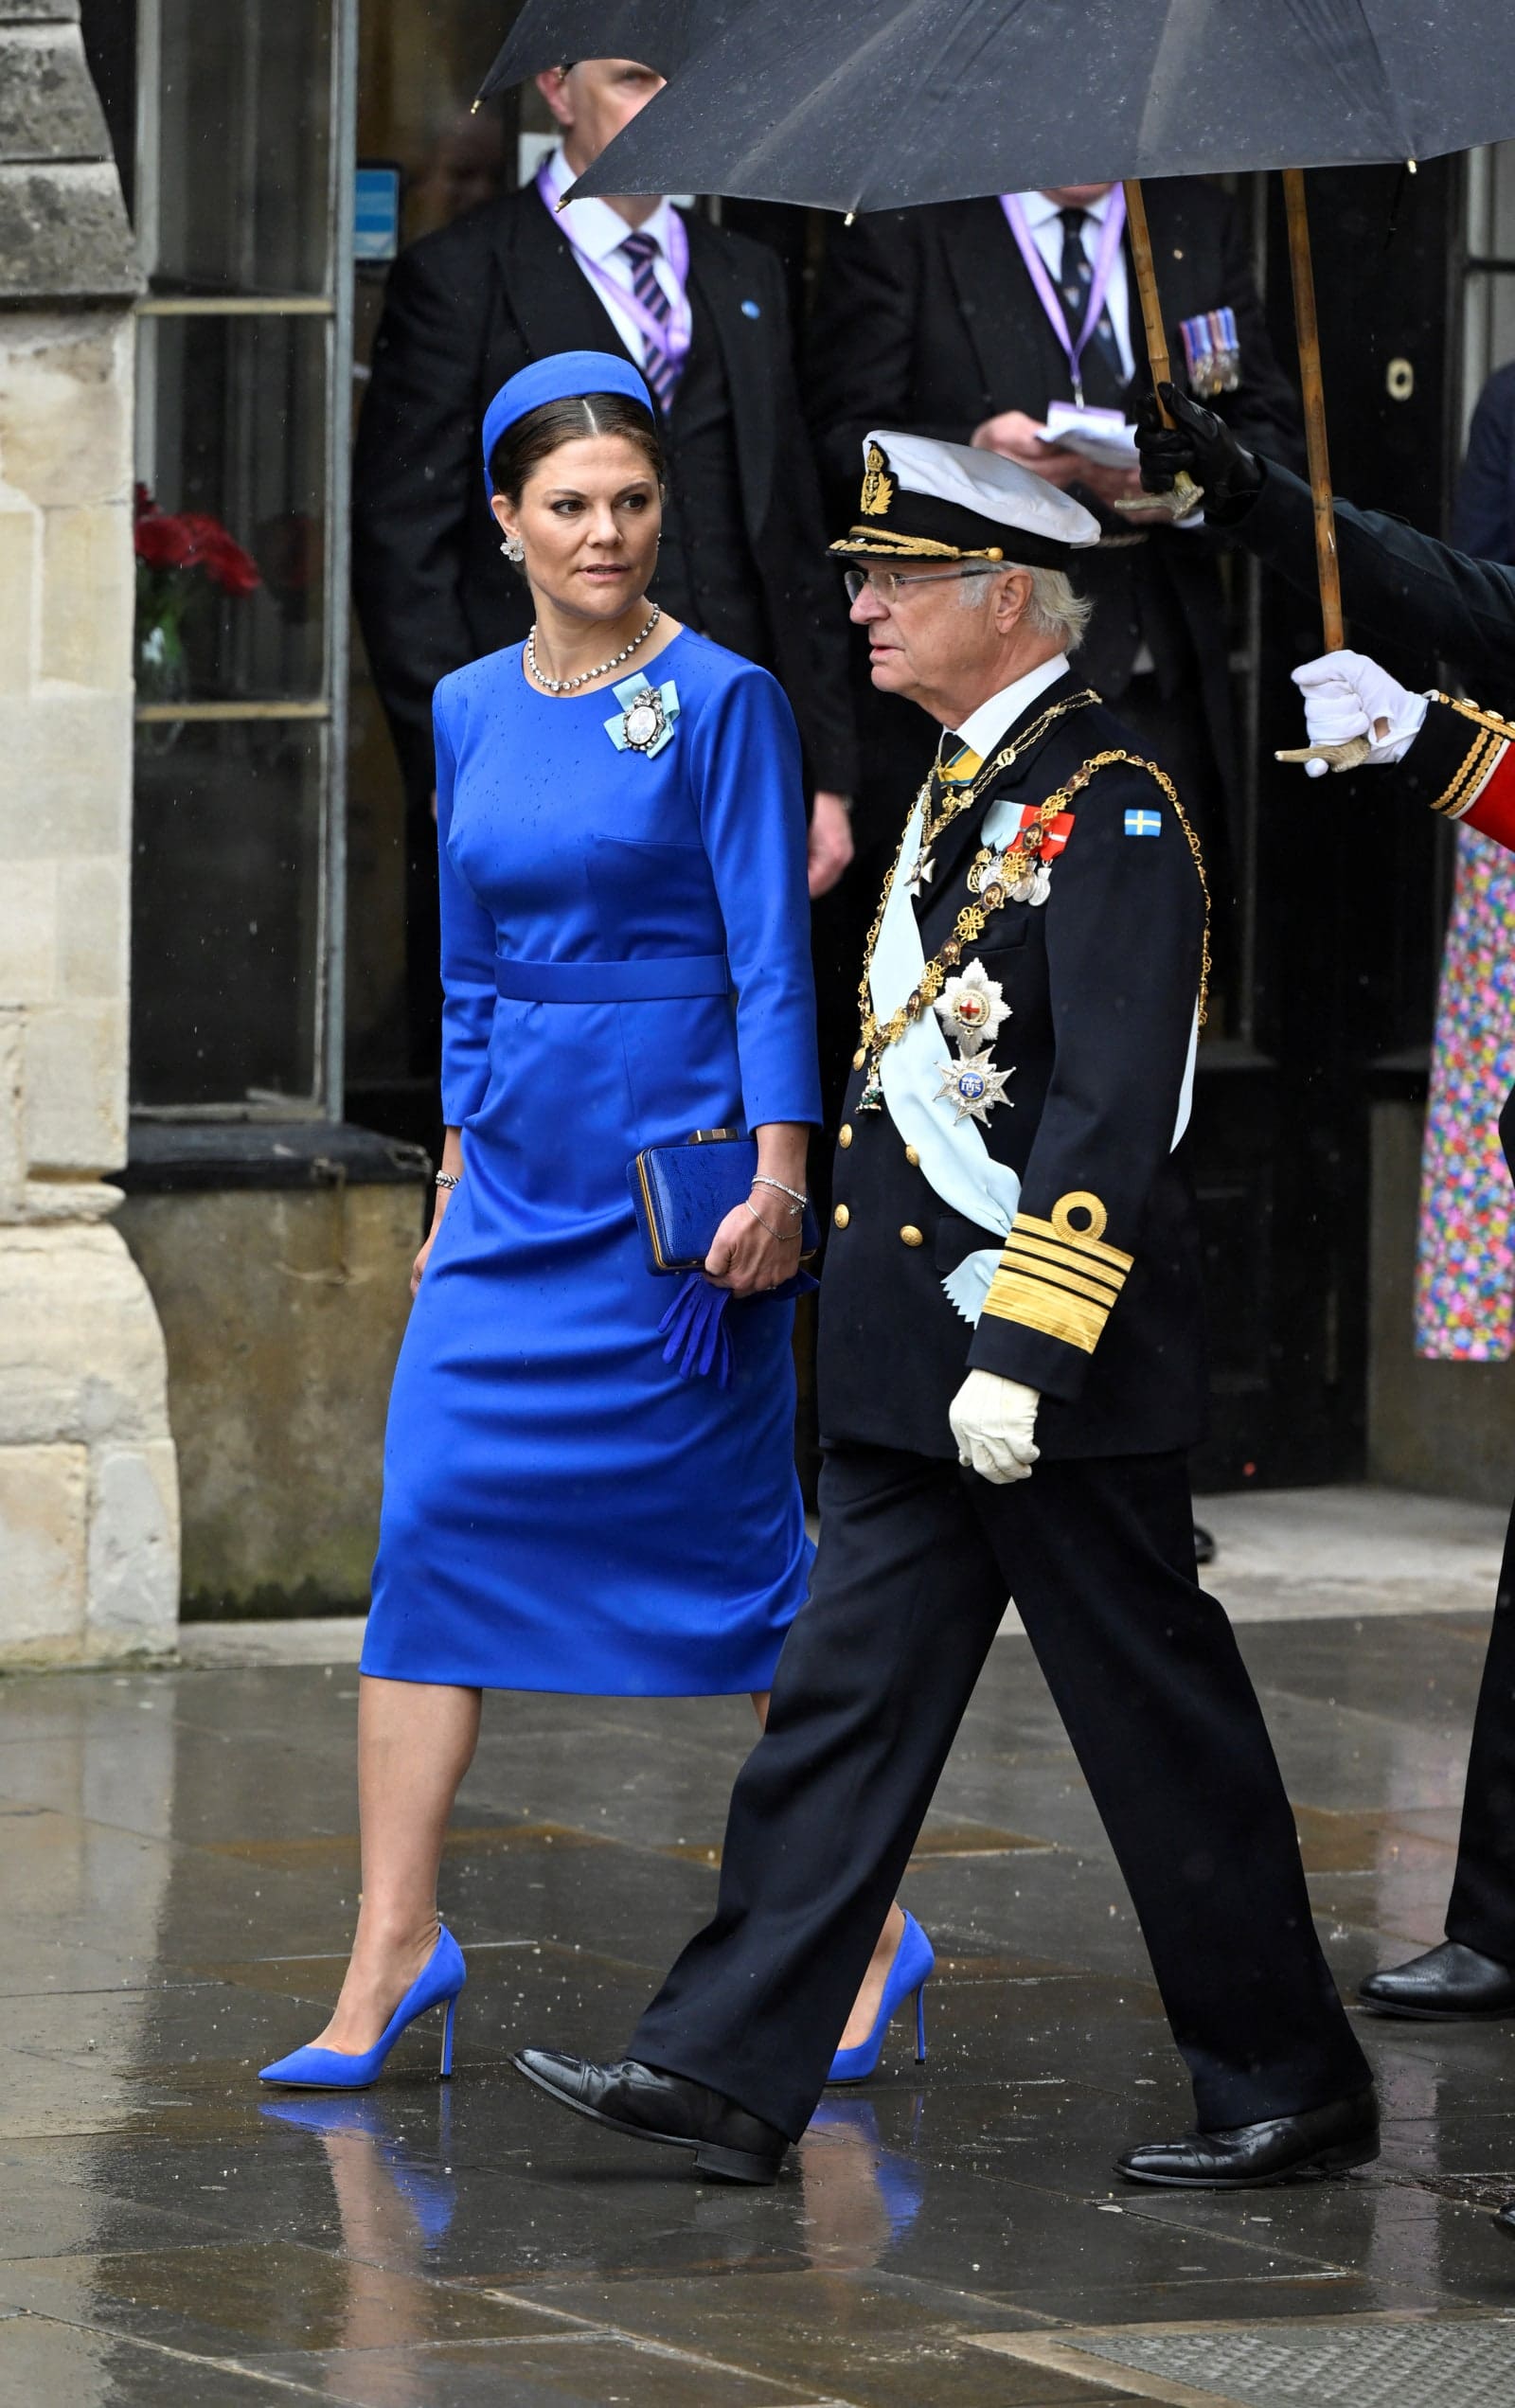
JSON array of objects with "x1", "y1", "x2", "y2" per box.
[
  {"x1": 1495, "y1": 2201, "x2": 1515, "y2": 2237},
  {"x1": 1115, "y1": 2088, "x2": 1379, "y2": 2189},
  {"x1": 1359, "y1": 1939, "x2": 1515, "y2": 2021},
  {"x1": 511, "y1": 2049, "x2": 787, "y2": 2185},
  {"x1": 1193, "y1": 1523, "x2": 1216, "y2": 1567}
]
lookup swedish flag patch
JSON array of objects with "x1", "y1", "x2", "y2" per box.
[{"x1": 1124, "y1": 809, "x2": 1162, "y2": 837}]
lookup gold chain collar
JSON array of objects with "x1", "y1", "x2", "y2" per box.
[{"x1": 852, "y1": 732, "x2": 1211, "y2": 1108}]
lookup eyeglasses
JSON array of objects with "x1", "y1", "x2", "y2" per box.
[{"x1": 843, "y1": 563, "x2": 1004, "y2": 605}]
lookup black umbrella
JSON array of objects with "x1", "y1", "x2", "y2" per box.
[
  {"x1": 548, "y1": 0, "x2": 1513, "y2": 671},
  {"x1": 476, "y1": 2, "x2": 745, "y2": 96}
]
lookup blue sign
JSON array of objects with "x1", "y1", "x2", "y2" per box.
[{"x1": 355, "y1": 165, "x2": 401, "y2": 264}]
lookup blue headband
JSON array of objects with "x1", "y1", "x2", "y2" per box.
[{"x1": 481, "y1": 350, "x2": 656, "y2": 497}]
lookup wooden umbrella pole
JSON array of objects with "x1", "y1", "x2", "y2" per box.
[
  {"x1": 1281, "y1": 167, "x2": 1345, "y2": 650},
  {"x1": 1118, "y1": 178, "x2": 1201, "y2": 516}
]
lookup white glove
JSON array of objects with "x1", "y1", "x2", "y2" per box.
[
  {"x1": 1287, "y1": 650, "x2": 1428, "y2": 776},
  {"x1": 949, "y1": 1370, "x2": 1041, "y2": 1485}
]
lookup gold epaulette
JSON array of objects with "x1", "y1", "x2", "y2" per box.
[
  {"x1": 980, "y1": 1192, "x2": 1132, "y2": 1355},
  {"x1": 1430, "y1": 693, "x2": 1515, "y2": 819}
]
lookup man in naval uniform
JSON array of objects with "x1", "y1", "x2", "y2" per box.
[
  {"x1": 1139, "y1": 389, "x2": 1515, "y2": 2036},
  {"x1": 508, "y1": 435, "x2": 1376, "y2": 2191}
]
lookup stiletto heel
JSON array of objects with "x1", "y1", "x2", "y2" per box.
[
  {"x1": 828, "y1": 1912, "x2": 936, "y2": 2085},
  {"x1": 258, "y1": 1925, "x2": 467, "y2": 2091}
]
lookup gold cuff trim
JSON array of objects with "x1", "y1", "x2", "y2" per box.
[
  {"x1": 1436, "y1": 691, "x2": 1515, "y2": 742},
  {"x1": 1011, "y1": 1208, "x2": 1132, "y2": 1276},
  {"x1": 998, "y1": 1245, "x2": 1125, "y2": 1308},
  {"x1": 980, "y1": 1272, "x2": 1109, "y2": 1353},
  {"x1": 1433, "y1": 728, "x2": 1507, "y2": 820}
]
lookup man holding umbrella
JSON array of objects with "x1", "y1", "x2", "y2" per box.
[
  {"x1": 508, "y1": 430, "x2": 1377, "y2": 2192},
  {"x1": 1140, "y1": 398, "x2": 1515, "y2": 2206}
]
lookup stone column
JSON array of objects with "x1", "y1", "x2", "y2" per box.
[{"x1": 0, "y1": 1, "x2": 179, "y2": 1663}]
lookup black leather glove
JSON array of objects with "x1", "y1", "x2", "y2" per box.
[{"x1": 1135, "y1": 383, "x2": 1263, "y2": 518}]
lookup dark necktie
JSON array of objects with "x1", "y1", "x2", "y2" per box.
[
  {"x1": 1056, "y1": 206, "x2": 1126, "y2": 403},
  {"x1": 619, "y1": 229, "x2": 681, "y2": 412}
]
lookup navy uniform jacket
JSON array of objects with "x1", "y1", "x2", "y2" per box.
[{"x1": 819, "y1": 669, "x2": 1209, "y2": 1461}]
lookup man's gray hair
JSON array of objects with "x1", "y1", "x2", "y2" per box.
[{"x1": 959, "y1": 562, "x2": 1093, "y2": 651}]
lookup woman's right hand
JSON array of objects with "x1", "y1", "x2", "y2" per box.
[{"x1": 412, "y1": 1191, "x2": 452, "y2": 1297}]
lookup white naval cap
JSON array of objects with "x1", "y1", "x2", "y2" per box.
[{"x1": 829, "y1": 428, "x2": 1102, "y2": 567}]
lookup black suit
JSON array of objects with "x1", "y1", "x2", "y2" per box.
[
  {"x1": 806, "y1": 183, "x2": 1301, "y2": 862},
  {"x1": 628, "y1": 679, "x2": 1368, "y2": 2140},
  {"x1": 1230, "y1": 458, "x2": 1515, "y2": 1966},
  {"x1": 1453, "y1": 362, "x2": 1515, "y2": 565},
  {"x1": 352, "y1": 182, "x2": 855, "y2": 1063}
]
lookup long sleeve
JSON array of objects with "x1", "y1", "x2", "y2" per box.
[
  {"x1": 967, "y1": 769, "x2": 1203, "y2": 1402},
  {"x1": 1227, "y1": 457, "x2": 1515, "y2": 702},
  {"x1": 434, "y1": 691, "x2": 498, "y2": 1127},
  {"x1": 1397, "y1": 692, "x2": 1515, "y2": 854},
  {"x1": 689, "y1": 668, "x2": 822, "y2": 1130},
  {"x1": 757, "y1": 254, "x2": 859, "y2": 795},
  {"x1": 352, "y1": 238, "x2": 484, "y2": 798}
]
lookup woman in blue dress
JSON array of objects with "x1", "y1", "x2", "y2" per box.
[{"x1": 260, "y1": 351, "x2": 913, "y2": 2090}]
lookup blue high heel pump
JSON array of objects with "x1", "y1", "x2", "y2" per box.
[
  {"x1": 258, "y1": 1924, "x2": 466, "y2": 2090},
  {"x1": 828, "y1": 1911, "x2": 935, "y2": 2084}
]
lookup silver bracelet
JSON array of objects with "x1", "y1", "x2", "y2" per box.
[
  {"x1": 435, "y1": 1171, "x2": 461, "y2": 1190},
  {"x1": 752, "y1": 1173, "x2": 806, "y2": 1217}
]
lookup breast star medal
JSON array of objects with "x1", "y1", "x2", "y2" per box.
[{"x1": 932, "y1": 960, "x2": 1013, "y2": 1124}]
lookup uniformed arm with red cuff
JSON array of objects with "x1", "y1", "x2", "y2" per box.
[
  {"x1": 1407, "y1": 693, "x2": 1515, "y2": 853},
  {"x1": 965, "y1": 763, "x2": 1205, "y2": 1403}
]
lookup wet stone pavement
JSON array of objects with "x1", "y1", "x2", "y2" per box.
[{"x1": 1, "y1": 1613, "x2": 1514, "y2": 2405}]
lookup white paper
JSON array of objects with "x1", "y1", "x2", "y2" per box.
[{"x1": 1036, "y1": 403, "x2": 1140, "y2": 473}]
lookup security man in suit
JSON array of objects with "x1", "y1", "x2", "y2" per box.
[
  {"x1": 508, "y1": 434, "x2": 1376, "y2": 2192},
  {"x1": 1140, "y1": 396, "x2": 1515, "y2": 2095},
  {"x1": 806, "y1": 179, "x2": 1299, "y2": 922},
  {"x1": 352, "y1": 55, "x2": 856, "y2": 1065}
]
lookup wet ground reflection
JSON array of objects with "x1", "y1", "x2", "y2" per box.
[{"x1": 1, "y1": 1617, "x2": 1513, "y2": 2400}]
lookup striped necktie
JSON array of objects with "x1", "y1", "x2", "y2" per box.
[
  {"x1": 619, "y1": 228, "x2": 681, "y2": 412},
  {"x1": 1057, "y1": 207, "x2": 1126, "y2": 402}
]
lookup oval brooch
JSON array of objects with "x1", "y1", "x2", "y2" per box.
[{"x1": 604, "y1": 670, "x2": 680, "y2": 760}]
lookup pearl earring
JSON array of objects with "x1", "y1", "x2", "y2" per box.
[{"x1": 501, "y1": 533, "x2": 526, "y2": 563}]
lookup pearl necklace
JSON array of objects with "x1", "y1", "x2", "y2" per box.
[{"x1": 526, "y1": 605, "x2": 661, "y2": 695}]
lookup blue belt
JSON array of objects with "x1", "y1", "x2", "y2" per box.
[{"x1": 493, "y1": 953, "x2": 730, "y2": 1003}]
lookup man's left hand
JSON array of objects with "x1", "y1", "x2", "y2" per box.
[
  {"x1": 949, "y1": 1371, "x2": 1041, "y2": 1485},
  {"x1": 808, "y1": 792, "x2": 855, "y2": 898}
]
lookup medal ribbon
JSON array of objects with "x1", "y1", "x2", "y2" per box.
[
  {"x1": 1000, "y1": 189, "x2": 1128, "y2": 405},
  {"x1": 537, "y1": 158, "x2": 693, "y2": 383}
]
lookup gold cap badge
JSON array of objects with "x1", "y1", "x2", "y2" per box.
[{"x1": 860, "y1": 441, "x2": 894, "y2": 518}]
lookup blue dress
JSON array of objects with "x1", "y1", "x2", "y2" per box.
[{"x1": 361, "y1": 630, "x2": 822, "y2": 1695}]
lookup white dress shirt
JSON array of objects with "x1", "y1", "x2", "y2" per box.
[
  {"x1": 1007, "y1": 187, "x2": 1135, "y2": 384},
  {"x1": 950, "y1": 651, "x2": 1071, "y2": 762},
  {"x1": 540, "y1": 147, "x2": 685, "y2": 364}
]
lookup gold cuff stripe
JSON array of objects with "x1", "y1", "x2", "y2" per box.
[
  {"x1": 1437, "y1": 691, "x2": 1515, "y2": 742},
  {"x1": 980, "y1": 1273, "x2": 1108, "y2": 1353},
  {"x1": 1011, "y1": 1210, "x2": 1133, "y2": 1275},
  {"x1": 998, "y1": 1245, "x2": 1125, "y2": 1307},
  {"x1": 1435, "y1": 731, "x2": 1507, "y2": 820}
]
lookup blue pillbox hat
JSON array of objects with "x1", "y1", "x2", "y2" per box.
[{"x1": 481, "y1": 350, "x2": 656, "y2": 497}]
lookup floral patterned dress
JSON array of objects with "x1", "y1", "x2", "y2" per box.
[{"x1": 1415, "y1": 824, "x2": 1515, "y2": 1359}]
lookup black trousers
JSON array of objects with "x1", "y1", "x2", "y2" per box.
[
  {"x1": 632, "y1": 1443, "x2": 1370, "y2": 2142},
  {"x1": 1445, "y1": 1491, "x2": 1515, "y2": 1961}
]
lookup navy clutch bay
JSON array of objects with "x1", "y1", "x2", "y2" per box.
[{"x1": 629, "y1": 1131, "x2": 820, "y2": 1275}]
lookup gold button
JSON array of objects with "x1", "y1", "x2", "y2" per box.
[
  {"x1": 838, "y1": 1124, "x2": 853, "y2": 1149},
  {"x1": 833, "y1": 1204, "x2": 850, "y2": 1230},
  {"x1": 900, "y1": 1224, "x2": 924, "y2": 1248},
  {"x1": 904, "y1": 1145, "x2": 919, "y2": 1168}
]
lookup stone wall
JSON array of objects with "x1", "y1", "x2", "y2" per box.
[{"x1": 0, "y1": 1, "x2": 179, "y2": 1663}]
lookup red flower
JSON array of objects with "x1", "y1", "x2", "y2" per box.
[{"x1": 134, "y1": 490, "x2": 261, "y2": 594}]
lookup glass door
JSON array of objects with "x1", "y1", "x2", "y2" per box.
[{"x1": 131, "y1": 0, "x2": 357, "y2": 1116}]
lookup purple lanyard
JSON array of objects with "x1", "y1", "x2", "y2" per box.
[
  {"x1": 537, "y1": 159, "x2": 692, "y2": 375},
  {"x1": 1000, "y1": 189, "x2": 1128, "y2": 406}
]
